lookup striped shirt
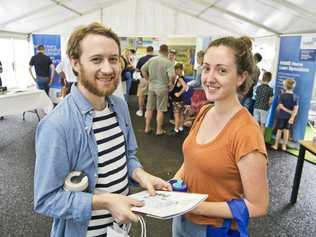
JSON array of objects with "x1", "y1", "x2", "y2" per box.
[{"x1": 86, "y1": 106, "x2": 129, "y2": 237}]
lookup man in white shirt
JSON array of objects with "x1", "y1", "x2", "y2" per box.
[{"x1": 56, "y1": 56, "x2": 77, "y2": 96}]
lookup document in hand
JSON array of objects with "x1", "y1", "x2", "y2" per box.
[{"x1": 129, "y1": 191, "x2": 208, "y2": 219}]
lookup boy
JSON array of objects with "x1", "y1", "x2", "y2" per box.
[
  {"x1": 253, "y1": 71, "x2": 273, "y2": 136},
  {"x1": 272, "y1": 78, "x2": 299, "y2": 151}
]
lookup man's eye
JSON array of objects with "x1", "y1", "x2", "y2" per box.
[
  {"x1": 92, "y1": 58, "x2": 102, "y2": 63},
  {"x1": 109, "y1": 57, "x2": 119, "y2": 63}
]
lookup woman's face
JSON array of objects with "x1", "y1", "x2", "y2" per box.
[{"x1": 201, "y1": 45, "x2": 246, "y2": 102}]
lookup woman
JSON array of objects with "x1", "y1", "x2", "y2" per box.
[
  {"x1": 187, "y1": 50, "x2": 208, "y2": 114},
  {"x1": 172, "y1": 37, "x2": 269, "y2": 237}
]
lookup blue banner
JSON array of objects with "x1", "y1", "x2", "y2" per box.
[
  {"x1": 32, "y1": 34, "x2": 61, "y2": 88},
  {"x1": 267, "y1": 35, "x2": 316, "y2": 141}
]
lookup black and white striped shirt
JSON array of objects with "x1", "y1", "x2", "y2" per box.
[{"x1": 86, "y1": 107, "x2": 129, "y2": 237}]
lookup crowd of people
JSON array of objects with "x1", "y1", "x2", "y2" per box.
[{"x1": 26, "y1": 22, "x2": 303, "y2": 237}]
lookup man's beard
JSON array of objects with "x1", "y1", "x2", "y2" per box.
[{"x1": 78, "y1": 67, "x2": 119, "y2": 97}]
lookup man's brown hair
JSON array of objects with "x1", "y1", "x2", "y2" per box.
[{"x1": 67, "y1": 22, "x2": 121, "y2": 60}]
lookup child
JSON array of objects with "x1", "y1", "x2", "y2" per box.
[
  {"x1": 169, "y1": 63, "x2": 187, "y2": 135},
  {"x1": 272, "y1": 78, "x2": 299, "y2": 151},
  {"x1": 253, "y1": 71, "x2": 274, "y2": 136}
]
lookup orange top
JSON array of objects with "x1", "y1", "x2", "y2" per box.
[{"x1": 183, "y1": 105, "x2": 267, "y2": 227}]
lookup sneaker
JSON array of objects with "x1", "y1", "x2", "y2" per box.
[
  {"x1": 136, "y1": 110, "x2": 143, "y2": 117},
  {"x1": 168, "y1": 130, "x2": 180, "y2": 136}
]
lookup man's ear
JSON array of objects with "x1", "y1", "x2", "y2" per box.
[
  {"x1": 237, "y1": 71, "x2": 248, "y2": 87},
  {"x1": 70, "y1": 57, "x2": 80, "y2": 76}
]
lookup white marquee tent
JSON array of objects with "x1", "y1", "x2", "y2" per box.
[{"x1": 0, "y1": 0, "x2": 315, "y2": 87}]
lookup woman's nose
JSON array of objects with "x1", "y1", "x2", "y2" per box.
[{"x1": 203, "y1": 69, "x2": 215, "y2": 82}]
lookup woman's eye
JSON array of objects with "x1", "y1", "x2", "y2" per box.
[
  {"x1": 218, "y1": 68, "x2": 227, "y2": 74},
  {"x1": 202, "y1": 67, "x2": 210, "y2": 73}
]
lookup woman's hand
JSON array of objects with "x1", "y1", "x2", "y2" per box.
[{"x1": 132, "y1": 168, "x2": 172, "y2": 195}]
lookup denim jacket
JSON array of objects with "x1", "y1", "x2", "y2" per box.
[{"x1": 34, "y1": 85, "x2": 142, "y2": 237}]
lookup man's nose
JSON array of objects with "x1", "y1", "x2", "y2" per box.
[{"x1": 100, "y1": 60, "x2": 113, "y2": 74}]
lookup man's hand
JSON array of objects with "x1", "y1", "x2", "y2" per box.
[
  {"x1": 93, "y1": 193, "x2": 143, "y2": 224},
  {"x1": 132, "y1": 168, "x2": 172, "y2": 195},
  {"x1": 175, "y1": 92, "x2": 181, "y2": 98}
]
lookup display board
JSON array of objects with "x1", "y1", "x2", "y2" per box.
[{"x1": 267, "y1": 35, "x2": 316, "y2": 141}]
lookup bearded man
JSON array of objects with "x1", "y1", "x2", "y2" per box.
[{"x1": 34, "y1": 22, "x2": 171, "y2": 237}]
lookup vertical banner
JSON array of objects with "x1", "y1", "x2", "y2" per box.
[
  {"x1": 32, "y1": 34, "x2": 61, "y2": 103},
  {"x1": 267, "y1": 35, "x2": 316, "y2": 141}
]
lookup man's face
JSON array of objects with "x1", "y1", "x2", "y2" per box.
[{"x1": 72, "y1": 34, "x2": 120, "y2": 97}]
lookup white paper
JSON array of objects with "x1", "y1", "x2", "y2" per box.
[{"x1": 129, "y1": 191, "x2": 208, "y2": 219}]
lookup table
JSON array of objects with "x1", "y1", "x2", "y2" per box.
[
  {"x1": 290, "y1": 140, "x2": 316, "y2": 204},
  {"x1": 0, "y1": 88, "x2": 53, "y2": 120}
]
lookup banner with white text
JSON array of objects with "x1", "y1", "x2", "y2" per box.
[{"x1": 267, "y1": 35, "x2": 316, "y2": 141}]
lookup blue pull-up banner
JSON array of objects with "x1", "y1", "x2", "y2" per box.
[
  {"x1": 267, "y1": 35, "x2": 316, "y2": 141},
  {"x1": 32, "y1": 34, "x2": 61, "y2": 89}
]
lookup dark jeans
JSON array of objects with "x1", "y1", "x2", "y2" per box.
[
  {"x1": 242, "y1": 97, "x2": 254, "y2": 115},
  {"x1": 123, "y1": 71, "x2": 133, "y2": 101},
  {"x1": 36, "y1": 76, "x2": 50, "y2": 95}
]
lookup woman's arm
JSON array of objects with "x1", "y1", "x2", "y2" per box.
[
  {"x1": 237, "y1": 151, "x2": 269, "y2": 217},
  {"x1": 191, "y1": 151, "x2": 268, "y2": 218},
  {"x1": 173, "y1": 163, "x2": 184, "y2": 180}
]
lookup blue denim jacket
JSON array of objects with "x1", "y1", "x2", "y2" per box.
[{"x1": 34, "y1": 85, "x2": 143, "y2": 237}]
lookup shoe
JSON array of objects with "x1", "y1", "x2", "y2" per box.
[
  {"x1": 156, "y1": 129, "x2": 167, "y2": 136},
  {"x1": 170, "y1": 119, "x2": 175, "y2": 125},
  {"x1": 144, "y1": 128, "x2": 153, "y2": 134},
  {"x1": 271, "y1": 145, "x2": 278, "y2": 151},
  {"x1": 168, "y1": 130, "x2": 180, "y2": 136},
  {"x1": 136, "y1": 110, "x2": 143, "y2": 117}
]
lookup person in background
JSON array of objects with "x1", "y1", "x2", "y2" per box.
[
  {"x1": 141, "y1": 44, "x2": 175, "y2": 136},
  {"x1": 167, "y1": 48, "x2": 178, "y2": 124},
  {"x1": 169, "y1": 63, "x2": 187, "y2": 135},
  {"x1": 172, "y1": 37, "x2": 268, "y2": 237},
  {"x1": 241, "y1": 52, "x2": 262, "y2": 114},
  {"x1": 29, "y1": 45, "x2": 55, "y2": 95},
  {"x1": 34, "y1": 22, "x2": 171, "y2": 237},
  {"x1": 121, "y1": 48, "x2": 136, "y2": 101},
  {"x1": 0, "y1": 60, "x2": 2, "y2": 87},
  {"x1": 272, "y1": 78, "x2": 298, "y2": 151},
  {"x1": 0, "y1": 60, "x2": 3, "y2": 120},
  {"x1": 135, "y1": 46, "x2": 155, "y2": 117},
  {"x1": 56, "y1": 56, "x2": 77, "y2": 97},
  {"x1": 168, "y1": 48, "x2": 177, "y2": 65},
  {"x1": 187, "y1": 50, "x2": 208, "y2": 115},
  {"x1": 253, "y1": 71, "x2": 274, "y2": 136}
]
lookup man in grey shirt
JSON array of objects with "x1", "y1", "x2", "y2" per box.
[{"x1": 141, "y1": 44, "x2": 175, "y2": 135}]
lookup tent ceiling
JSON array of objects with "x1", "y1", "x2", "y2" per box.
[{"x1": 0, "y1": 0, "x2": 315, "y2": 38}]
